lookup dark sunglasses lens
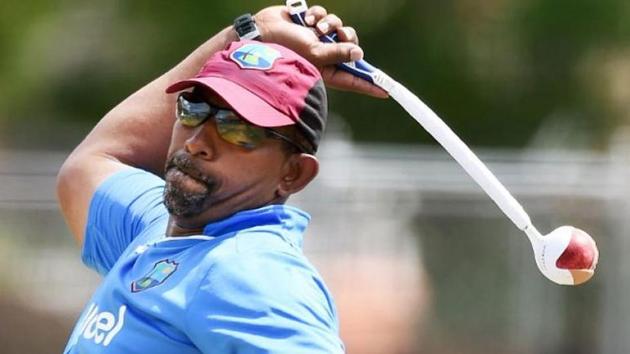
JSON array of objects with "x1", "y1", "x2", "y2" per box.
[
  {"x1": 176, "y1": 92, "x2": 270, "y2": 149},
  {"x1": 177, "y1": 94, "x2": 211, "y2": 127},
  {"x1": 214, "y1": 111, "x2": 267, "y2": 149}
]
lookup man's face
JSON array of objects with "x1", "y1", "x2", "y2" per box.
[{"x1": 163, "y1": 88, "x2": 294, "y2": 228}]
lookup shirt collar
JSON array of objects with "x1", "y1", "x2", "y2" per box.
[{"x1": 202, "y1": 204, "x2": 311, "y2": 249}]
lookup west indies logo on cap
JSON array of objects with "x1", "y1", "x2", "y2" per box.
[{"x1": 230, "y1": 43, "x2": 282, "y2": 70}]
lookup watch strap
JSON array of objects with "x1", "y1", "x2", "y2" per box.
[{"x1": 234, "y1": 13, "x2": 261, "y2": 41}]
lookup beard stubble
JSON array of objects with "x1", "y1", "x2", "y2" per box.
[{"x1": 163, "y1": 152, "x2": 217, "y2": 218}]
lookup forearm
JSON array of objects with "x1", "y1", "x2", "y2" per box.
[
  {"x1": 71, "y1": 26, "x2": 239, "y2": 176},
  {"x1": 67, "y1": 2, "x2": 384, "y2": 176},
  {"x1": 57, "y1": 4, "x2": 377, "y2": 243}
]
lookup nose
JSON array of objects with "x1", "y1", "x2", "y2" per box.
[{"x1": 184, "y1": 123, "x2": 218, "y2": 160}]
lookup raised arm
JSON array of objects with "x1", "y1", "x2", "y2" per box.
[
  {"x1": 56, "y1": 4, "x2": 384, "y2": 245},
  {"x1": 55, "y1": 25, "x2": 239, "y2": 244}
]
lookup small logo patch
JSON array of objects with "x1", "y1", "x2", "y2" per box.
[
  {"x1": 230, "y1": 43, "x2": 281, "y2": 70},
  {"x1": 131, "y1": 259, "x2": 178, "y2": 292}
]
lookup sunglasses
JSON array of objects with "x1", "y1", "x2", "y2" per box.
[{"x1": 176, "y1": 91, "x2": 310, "y2": 153}]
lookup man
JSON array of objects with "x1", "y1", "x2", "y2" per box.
[{"x1": 56, "y1": 3, "x2": 385, "y2": 353}]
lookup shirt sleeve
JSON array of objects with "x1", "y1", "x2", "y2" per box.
[
  {"x1": 81, "y1": 167, "x2": 167, "y2": 276},
  {"x1": 185, "y1": 250, "x2": 344, "y2": 354}
]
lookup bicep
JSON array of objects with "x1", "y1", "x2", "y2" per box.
[
  {"x1": 59, "y1": 154, "x2": 168, "y2": 275},
  {"x1": 56, "y1": 151, "x2": 130, "y2": 245}
]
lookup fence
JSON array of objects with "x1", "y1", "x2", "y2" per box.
[{"x1": 1, "y1": 131, "x2": 629, "y2": 353}]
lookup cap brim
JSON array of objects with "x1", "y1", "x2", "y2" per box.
[{"x1": 166, "y1": 77, "x2": 295, "y2": 128}]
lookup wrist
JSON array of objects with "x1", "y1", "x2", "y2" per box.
[
  {"x1": 251, "y1": 14, "x2": 267, "y2": 41},
  {"x1": 224, "y1": 25, "x2": 241, "y2": 43}
]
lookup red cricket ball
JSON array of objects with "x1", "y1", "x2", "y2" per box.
[{"x1": 555, "y1": 228, "x2": 598, "y2": 270}]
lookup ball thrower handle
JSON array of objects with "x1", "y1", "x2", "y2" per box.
[
  {"x1": 285, "y1": 0, "x2": 535, "y2": 233},
  {"x1": 286, "y1": 0, "x2": 379, "y2": 84}
]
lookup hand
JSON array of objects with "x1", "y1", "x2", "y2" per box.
[{"x1": 255, "y1": 5, "x2": 388, "y2": 99}]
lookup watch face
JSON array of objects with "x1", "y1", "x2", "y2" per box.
[{"x1": 235, "y1": 14, "x2": 258, "y2": 38}]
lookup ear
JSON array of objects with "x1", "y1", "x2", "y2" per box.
[{"x1": 276, "y1": 154, "x2": 319, "y2": 198}]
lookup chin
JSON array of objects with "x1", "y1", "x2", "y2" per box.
[{"x1": 163, "y1": 184, "x2": 210, "y2": 220}]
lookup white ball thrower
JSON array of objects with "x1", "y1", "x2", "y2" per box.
[{"x1": 286, "y1": 0, "x2": 599, "y2": 285}]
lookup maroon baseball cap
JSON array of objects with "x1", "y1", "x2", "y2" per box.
[{"x1": 166, "y1": 40, "x2": 327, "y2": 153}]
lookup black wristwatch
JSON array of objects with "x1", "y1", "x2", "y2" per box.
[{"x1": 234, "y1": 13, "x2": 261, "y2": 41}]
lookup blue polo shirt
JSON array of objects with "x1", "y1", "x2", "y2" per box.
[{"x1": 63, "y1": 168, "x2": 344, "y2": 353}]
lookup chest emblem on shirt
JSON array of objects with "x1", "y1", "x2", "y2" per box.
[{"x1": 131, "y1": 259, "x2": 178, "y2": 292}]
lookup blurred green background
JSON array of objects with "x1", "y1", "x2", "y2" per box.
[
  {"x1": 3, "y1": 0, "x2": 630, "y2": 148},
  {"x1": 2, "y1": 1, "x2": 630, "y2": 353}
]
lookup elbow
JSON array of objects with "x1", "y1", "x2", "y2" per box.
[{"x1": 56, "y1": 153, "x2": 80, "y2": 205}]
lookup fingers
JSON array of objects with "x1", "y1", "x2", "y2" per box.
[
  {"x1": 310, "y1": 42, "x2": 363, "y2": 65},
  {"x1": 289, "y1": 5, "x2": 385, "y2": 98},
  {"x1": 304, "y1": 6, "x2": 327, "y2": 26},
  {"x1": 305, "y1": 7, "x2": 358, "y2": 44},
  {"x1": 321, "y1": 67, "x2": 389, "y2": 99},
  {"x1": 309, "y1": 43, "x2": 383, "y2": 99},
  {"x1": 315, "y1": 14, "x2": 342, "y2": 34},
  {"x1": 336, "y1": 26, "x2": 358, "y2": 45},
  {"x1": 305, "y1": 10, "x2": 362, "y2": 64}
]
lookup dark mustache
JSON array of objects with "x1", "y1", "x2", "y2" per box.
[{"x1": 165, "y1": 152, "x2": 215, "y2": 188}]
